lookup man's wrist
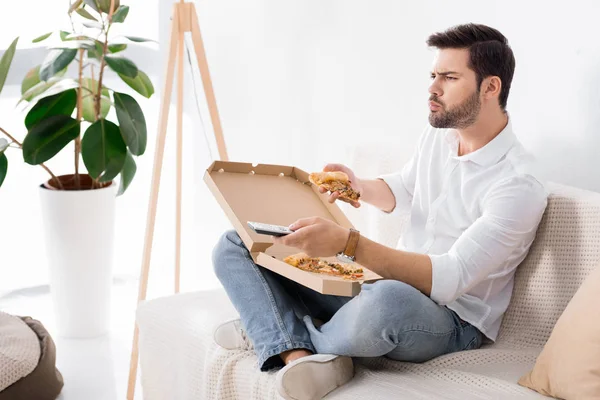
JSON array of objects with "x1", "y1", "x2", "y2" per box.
[
  {"x1": 337, "y1": 228, "x2": 360, "y2": 262},
  {"x1": 338, "y1": 228, "x2": 351, "y2": 254}
]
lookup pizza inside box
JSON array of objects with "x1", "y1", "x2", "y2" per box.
[{"x1": 204, "y1": 161, "x2": 382, "y2": 296}]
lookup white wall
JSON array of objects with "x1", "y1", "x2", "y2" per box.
[
  {"x1": 2, "y1": 0, "x2": 599, "y2": 293},
  {"x1": 185, "y1": 0, "x2": 600, "y2": 191}
]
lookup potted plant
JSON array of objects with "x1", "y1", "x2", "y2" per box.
[{"x1": 0, "y1": 0, "x2": 155, "y2": 338}]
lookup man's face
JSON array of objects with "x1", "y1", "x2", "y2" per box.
[{"x1": 428, "y1": 48, "x2": 481, "y2": 129}]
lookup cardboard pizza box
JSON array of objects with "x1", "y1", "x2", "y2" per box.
[{"x1": 204, "y1": 160, "x2": 382, "y2": 296}]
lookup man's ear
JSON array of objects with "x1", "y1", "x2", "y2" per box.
[{"x1": 481, "y1": 76, "x2": 502, "y2": 101}]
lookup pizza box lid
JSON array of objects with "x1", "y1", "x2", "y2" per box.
[{"x1": 204, "y1": 160, "x2": 382, "y2": 296}]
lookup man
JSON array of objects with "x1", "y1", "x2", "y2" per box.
[{"x1": 212, "y1": 23, "x2": 548, "y2": 400}]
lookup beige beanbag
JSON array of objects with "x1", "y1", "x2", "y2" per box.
[{"x1": 0, "y1": 312, "x2": 63, "y2": 399}]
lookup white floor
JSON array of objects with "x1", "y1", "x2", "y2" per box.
[{"x1": 0, "y1": 274, "x2": 222, "y2": 400}]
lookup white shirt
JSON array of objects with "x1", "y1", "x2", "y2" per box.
[{"x1": 378, "y1": 119, "x2": 548, "y2": 341}]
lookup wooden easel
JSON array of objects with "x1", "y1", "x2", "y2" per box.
[{"x1": 126, "y1": 1, "x2": 228, "y2": 398}]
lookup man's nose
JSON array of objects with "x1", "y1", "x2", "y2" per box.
[{"x1": 428, "y1": 79, "x2": 442, "y2": 97}]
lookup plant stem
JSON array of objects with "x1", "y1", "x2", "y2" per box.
[
  {"x1": 75, "y1": 48, "x2": 84, "y2": 189},
  {"x1": 0, "y1": 126, "x2": 64, "y2": 190},
  {"x1": 95, "y1": 0, "x2": 116, "y2": 120}
]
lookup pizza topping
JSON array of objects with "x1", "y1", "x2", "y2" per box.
[
  {"x1": 309, "y1": 172, "x2": 361, "y2": 201},
  {"x1": 283, "y1": 253, "x2": 364, "y2": 280}
]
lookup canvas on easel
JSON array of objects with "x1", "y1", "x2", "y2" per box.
[{"x1": 127, "y1": 1, "x2": 228, "y2": 398}]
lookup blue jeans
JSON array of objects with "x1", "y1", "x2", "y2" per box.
[{"x1": 212, "y1": 230, "x2": 483, "y2": 371}]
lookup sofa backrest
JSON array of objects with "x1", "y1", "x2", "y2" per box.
[{"x1": 495, "y1": 182, "x2": 600, "y2": 348}]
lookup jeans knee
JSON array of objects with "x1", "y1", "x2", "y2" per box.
[
  {"x1": 212, "y1": 230, "x2": 244, "y2": 278},
  {"x1": 362, "y1": 280, "x2": 421, "y2": 307},
  {"x1": 356, "y1": 280, "x2": 423, "y2": 327}
]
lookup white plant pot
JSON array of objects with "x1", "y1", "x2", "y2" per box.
[{"x1": 39, "y1": 180, "x2": 116, "y2": 338}]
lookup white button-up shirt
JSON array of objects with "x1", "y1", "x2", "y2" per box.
[{"x1": 379, "y1": 119, "x2": 548, "y2": 341}]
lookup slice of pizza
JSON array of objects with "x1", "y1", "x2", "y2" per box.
[
  {"x1": 309, "y1": 171, "x2": 361, "y2": 202},
  {"x1": 283, "y1": 253, "x2": 364, "y2": 280}
]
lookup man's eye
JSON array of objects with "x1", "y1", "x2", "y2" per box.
[
  {"x1": 430, "y1": 74, "x2": 436, "y2": 80},
  {"x1": 446, "y1": 76, "x2": 457, "y2": 81}
]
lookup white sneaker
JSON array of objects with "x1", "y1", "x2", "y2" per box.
[
  {"x1": 276, "y1": 354, "x2": 354, "y2": 400},
  {"x1": 213, "y1": 318, "x2": 252, "y2": 350}
]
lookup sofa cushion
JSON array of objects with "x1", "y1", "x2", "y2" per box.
[
  {"x1": 518, "y1": 263, "x2": 600, "y2": 399},
  {"x1": 137, "y1": 290, "x2": 547, "y2": 400}
]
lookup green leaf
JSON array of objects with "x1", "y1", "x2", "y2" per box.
[
  {"x1": 0, "y1": 138, "x2": 8, "y2": 152},
  {"x1": 98, "y1": 0, "x2": 120, "y2": 14},
  {"x1": 76, "y1": 8, "x2": 98, "y2": 21},
  {"x1": 124, "y1": 36, "x2": 156, "y2": 43},
  {"x1": 117, "y1": 150, "x2": 136, "y2": 195},
  {"x1": 82, "y1": 21, "x2": 103, "y2": 30},
  {"x1": 53, "y1": 39, "x2": 95, "y2": 50},
  {"x1": 32, "y1": 32, "x2": 52, "y2": 43},
  {"x1": 104, "y1": 55, "x2": 138, "y2": 78},
  {"x1": 25, "y1": 89, "x2": 77, "y2": 130},
  {"x1": 82, "y1": 119, "x2": 126, "y2": 181},
  {"x1": 87, "y1": 40, "x2": 104, "y2": 60},
  {"x1": 118, "y1": 70, "x2": 154, "y2": 98},
  {"x1": 108, "y1": 43, "x2": 127, "y2": 53},
  {"x1": 20, "y1": 77, "x2": 77, "y2": 103},
  {"x1": 0, "y1": 152, "x2": 7, "y2": 188},
  {"x1": 40, "y1": 49, "x2": 77, "y2": 81},
  {"x1": 21, "y1": 66, "x2": 41, "y2": 95},
  {"x1": 83, "y1": 0, "x2": 100, "y2": 13},
  {"x1": 0, "y1": 37, "x2": 18, "y2": 96},
  {"x1": 22, "y1": 115, "x2": 80, "y2": 165},
  {"x1": 21, "y1": 78, "x2": 60, "y2": 103},
  {"x1": 61, "y1": 32, "x2": 85, "y2": 42},
  {"x1": 60, "y1": 31, "x2": 71, "y2": 41},
  {"x1": 95, "y1": 40, "x2": 104, "y2": 54},
  {"x1": 87, "y1": 49, "x2": 100, "y2": 61},
  {"x1": 112, "y1": 5, "x2": 129, "y2": 23},
  {"x1": 113, "y1": 92, "x2": 146, "y2": 155},
  {"x1": 21, "y1": 67, "x2": 68, "y2": 96},
  {"x1": 81, "y1": 78, "x2": 110, "y2": 122}
]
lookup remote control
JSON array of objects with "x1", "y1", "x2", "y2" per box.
[{"x1": 247, "y1": 221, "x2": 294, "y2": 237}]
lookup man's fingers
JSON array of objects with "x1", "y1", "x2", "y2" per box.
[
  {"x1": 323, "y1": 163, "x2": 346, "y2": 172},
  {"x1": 352, "y1": 201, "x2": 361, "y2": 208},
  {"x1": 278, "y1": 228, "x2": 308, "y2": 248},
  {"x1": 328, "y1": 192, "x2": 340, "y2": 203},
  {"x1": 318, "y1": 186, "x2": 327, "y2": 194},
  {"x1": 289, "y1": 217, "x2": 319, "y2": 231}
]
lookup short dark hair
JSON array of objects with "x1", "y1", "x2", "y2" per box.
[{"x1": 426, "y1": 23, "x2": 515, "y2": 110}]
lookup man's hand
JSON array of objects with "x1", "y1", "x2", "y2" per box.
[
  {"x1": 272, "y1": 217, "x2": 349, "y2": 258},
  {"x1": 319, "y1": 164, "x2": 363, "y2": 208}
]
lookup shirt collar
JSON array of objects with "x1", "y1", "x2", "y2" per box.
[{"x1": 445, "y1": 117, "x2": 516, "y2": 167}]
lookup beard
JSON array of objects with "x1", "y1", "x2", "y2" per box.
[{"x1": 428, "y1": 90, "x2": 481, "y2": 129}]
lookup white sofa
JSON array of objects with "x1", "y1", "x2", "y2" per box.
[{"x1": 136, "y1": 145, "x2": 600, "y2": 399}]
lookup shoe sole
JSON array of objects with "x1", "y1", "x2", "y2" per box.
[
  {"x1": 277, "y1": 355, "x2": 354, "y2": 400},
  {"x1": 213, "y1": 319, "x2": 248, "y2": 350}
]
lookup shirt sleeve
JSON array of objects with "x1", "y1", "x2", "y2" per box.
[
  {"x1": 377, "y1": 126, "x2": 429, "y2": 214},
  {"x1": 428, "y1": 174, "x2": 549, "y2": 305}
]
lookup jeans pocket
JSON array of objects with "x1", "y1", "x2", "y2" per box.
[
  {"x1": 460, "y1": 325, "x2": 483, "y2": 351},
  {"x1": 462, "y1": 335, "x2": 479, "y2": 351}
]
